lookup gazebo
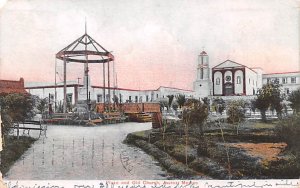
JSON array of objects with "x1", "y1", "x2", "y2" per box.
[{"x1": 55, "y1": 28, "x2": 114, "y2": 113}]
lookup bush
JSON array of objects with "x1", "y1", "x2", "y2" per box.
[
  {"x1": 276, "y1": 115, "x2": 300, "y2": 150},
  {"x1": 227, "y1": 100, "x2": 245, "y2": 124},
  {"x1": 288, "y1": 89, "x2": 300, "y2": 113}
]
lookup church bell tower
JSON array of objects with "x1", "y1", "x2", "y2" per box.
[{"x1": 193, "y1": 50, "x2": 212, "y2": 99}]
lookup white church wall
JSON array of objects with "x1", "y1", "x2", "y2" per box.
[
  {"x1": 245, "y1": 68, "x2": 258, "y2": 95},
  {"x1": 234, "y1": 70, "x2": 243, "y2": 94},
  {"x1": 252, "y1": 68, "x2": 263, "y2": 89},
  {"x1": 213, "y1": 71, "x2": 222, "y2": 95}
]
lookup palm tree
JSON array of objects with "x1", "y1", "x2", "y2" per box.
[
  {"x1": 176, "y1": 94, "x2": 186, "y2": 109},
  {"x1": 167, "y1": 95, "x2": 174, "y2": 111}
]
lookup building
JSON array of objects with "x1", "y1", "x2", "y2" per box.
[
  {"x1": 212, "y1": 60, "x2": 262, "y2": 96},
  {"x1": 193, "y1": 51, "x2": 213, "y2": 99},
  {"x1": 25, "y1": 82, "x2": 194, "y2": 111},
  {"x1": 262, "y1": 71, "x2": 300, "y2": 95},
  {"x1": 0, "y1": 78, "x2": 27, "y2": 94},
  {"x1": 193, "y1": 51, "x2": 300, "y2": 99}
]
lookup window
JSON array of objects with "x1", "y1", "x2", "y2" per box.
[
  {"x1": 274, "y1": 78, "x2": 279, "y2": 84},
  {"x1": 285, "y1": 88, "x2": 290, "y2": 95},
  {"x1": 119, "y1": 94, "x2": 122, "y2": 103},
  {"x1": 225, "y1": 76, "x2": 231, "y2": 82},
  {"x1": 135, "y1": 96, "x2": 138, "y2": 103},
  {"x1": 67, "y1": 93, "x2": 72, "y2": 103},
  {"x1": 282, "y1": 78, "x2": 287, "y2": 84},
  {"x1": 156, "y1": 94, "x2": 159, "y2": 98},
  {"x1": 129, "y1": 96, "x2": 132, "y2": 102},
  {"x1": 97, "y1": 94, "x2": 102, "y2": 103},
  {"x1": 146, "y1": 95, "x2": 149, "y2": 102},
  {"x1": 216, "y1": 78, "x2": 220, "y2": 85},
  {"x1": 48, "y1": 94, "x2": 54, "y2": 103},
  {"x1": 106, "y1": 94, "x2": 110, "y2": 102},
  {"x1": 49, "y1": 94, "x2": 54, "y2": 100},
  {"x1": 267, "y1": 78, "x2": 271, "y2": 84},
  {"x1": 249, "y1": 78, "x2": 250, "y2": 84},
  {"x1": 291, "y1": 77, "x2": 296, "y2": 83},
  {"x1": 236, "y1": 76, "x2": 241, "y2": 84}
]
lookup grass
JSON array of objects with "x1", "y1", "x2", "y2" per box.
[
  {"x1": 252, "y1": 122, "x2": 277, "y2": 129},
  {"x1": 0, "y1": 136, "x2": 37, "y2": 176}
]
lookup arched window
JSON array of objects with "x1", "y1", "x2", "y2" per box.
[
  {"x1": 237, "y1": 76, "x2": 241, "y2": 84},
  {"x1": 216, "y1": 78, "x2": 220, "y2": 85}
]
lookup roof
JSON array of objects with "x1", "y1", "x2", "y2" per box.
[
  {"x1": 157, "y1": 86, "x2": 194, "y2": 92},
  {"x1": 56, "y1": 33, "x2": 114, "y2": 64},
  {"x1": 213, "y1": 59, "x2": 257, "y2": 73},
  {"x1": 25, "y1": 83, "x2": 193, "y2": 92},
  {"x1": 263, "y1": 71, "x2": 300, "y2": 76}
]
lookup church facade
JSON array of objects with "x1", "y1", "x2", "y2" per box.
[{"x1": 193, "y1": 51, "x2": 300, "y2": 99}]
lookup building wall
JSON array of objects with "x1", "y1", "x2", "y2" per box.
[
  {"x1": 0, "y1": 78, "x2": 26, "y2": 93},
  {"x1": 234, "y1": 70, "x2": 244, "y2": 94},
  {"x1": 213, "y1": 71, "x2": 223, "y2": 95},
  {"x1": 25, "y1": 83, "x2": 193, "y2": 111},
  {"x1": 262, "y1": 72, "x2": 300, "y2": 95},
  {"x1": 245, "y1": 67, "x2": 259, "y2": 95}
]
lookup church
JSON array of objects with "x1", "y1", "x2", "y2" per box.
[{"x1": 193, "y1": 51, "x2": 299, "y2": 99}]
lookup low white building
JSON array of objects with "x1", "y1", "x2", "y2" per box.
[
  {"x1": 262, "y1": 71, "x2": 300, "y2": 95},
  {"x1": 25, "y1": 82, "x2": 194, "y2": 111}
]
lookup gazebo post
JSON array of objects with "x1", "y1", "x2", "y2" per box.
[
  {"x1": 63, "y1": 57, "x2": 67, "y2": 113},
  {"x1": 103, "y1": 62, "x2": 106, "y2": 111},
  {"x1": 108, "y1": 60, "x2": 111, "y2": 112}
]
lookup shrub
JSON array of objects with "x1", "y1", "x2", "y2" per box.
[
  {"x1": 276, "y1": 115, "x2": 300, "y2": 150},
  {"x1": 288, "y1": 89, "x2": 300, "y2": 113},
  {"x1": 227, "y1": 100, "x2": 245, "y2": 124}
]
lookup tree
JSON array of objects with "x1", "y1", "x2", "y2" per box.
[
  {"x1": 256, "y1": 83, "x2": 283, "y2": 121},
  {"x1": 213, "y1": 98, "x2": 226, "y2": 115},
  {"x1": 159, "y1": 99, "x2": 169, "y2": 111},
  {"x1": 112, "y1": 95, "x2": 119, "y2": 110},
  {"x1": 0, "y1": 93, "x2": 35, "y2": 135},
  {"x1": 167, "y1": 95, "x2": 174, "y2": 111},
  {"x1": 250, "y1": 99, "x2": 257, "y2": 117},
  {"x1": 183, "y1": 99, "x2": 209, "y2": 136},
  {"x1": 202, "y1": 97, "x2": 210, "y2": 113},
  {"x1": 37, "y1": 97, "x2": 48, "y2": 114},
  {"x1": 288, "y1": 89, "x2": 300, "y2": 113},
  {"x1": 176, "y1": 94, "x2": 186, "y2": 109},
  {"x1": 227, "y1": 100, "x2": 246, "y2": 135},
  {"x1": 172, "y1": 102, "x2": 179, "y2": 111},
  {"x1": 182, "y1": 99, "x2": 208, "y2": 166}
]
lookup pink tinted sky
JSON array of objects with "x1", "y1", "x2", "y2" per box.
[{"x1": 0, "y1": 0, "x2": 299, "y2": 90}]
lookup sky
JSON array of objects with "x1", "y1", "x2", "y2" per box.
[{"x1": 0, "y1": 0, "x2": 299, "y2": 90}]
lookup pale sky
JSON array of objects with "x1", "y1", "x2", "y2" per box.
[{"x1": 0, "y1": 0, "x2": 299, "y2": 90}]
